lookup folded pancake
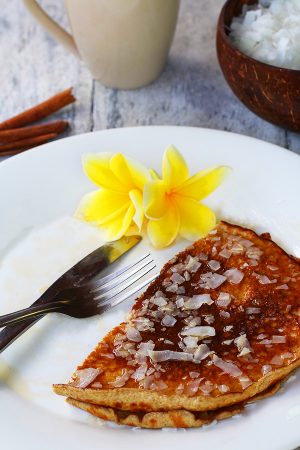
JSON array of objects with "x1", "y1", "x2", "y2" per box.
[
  {"x1": 66, "y1": 380, "x2": 283, "y2": 429},
  {"x1": 54, "y1": 222, "x2": 300, "y2": 425},
  {"x1": 66, "y1": 398, "x2": 244, "y2": 428}
]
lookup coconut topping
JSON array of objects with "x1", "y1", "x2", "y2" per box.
[
  {"x1": 194, "y1": 344, "x2": 214, "y2": 362},
  {"x1": 218, "y1": 384, "x2": 230, "y2": 393},
  {"x1": 137, "y1": 341, "x2": 155, "y2": 355},
  {"x1": 183, "y1": 336, "x2": 198, "y2": 348},
  {"x1": 165, "y1": 283, "x2": 179, "y2": 293},
  {"x1": 189, "y1": 371, "x2": 200, "y2": 378},
  {"x1": 204, "y1": 314, "x2": 215, "y2": 325},
  {"x1": 70, "y1": 368, "x2": 102, "y2": 389},
  {"x1": 224, "y1": 268, "x2": 244, "y2": 284},
  {"x1": 185, "y1": 255, "x2": 202, "y2": 273},
  {"x1": 162, "y1": 315, "x2": 177, "y2": 327},
  {"x1": 276, "y1": 284, "x2": 289, "y2": 290},
  {"x1": 238, "y1": 375, "x2": 253, "y2": 390},
  {"x1": 198, "y1": 252, "x2": 209, "y2": 261},
  {"x1": 91, "y1": 382, "x2": 103, "y2": 388},
  {"x1": 257, "y1": 334, "x2": 267, "y2": 340},
  {"x1": 199, "y1": 381, "x2": 214, "y2": 395},
  {"x1": 212, "y1": 355, "x2": 242, "y2": 377},
  {"x1": 253, "y1": 273, "x2": 277, "y2": 285},
  {"x1": 184, "y1": 271, "x2": 191, "y2": 281},
  {"x1": 151, "y1": 297, "x2": 167, "y2": 307},
  {"x1": 208, "y1": 260, "x2": 221, "y2": 271},
  {"x1": 170, "y1": 272, "x2": 185, "y2": 284},
  {"x1": 220, "y1": 310, "x2": 230, "y2": 319},
  {"x1": 132, "y1": 364, "x2": 148, "y2": 382},
  {"x1": 126, "y1": 326, "x2": 142, "y2": 342},
  {"x1": 217, "y1": 292, "x2": 231, "y2": 307},
  {"x1": 219, "y1": 248, "x2": 232, "y2": 258},
  {"x1": 181, "y1": 326, "x2": 216, "y2": 338},
  {"x1": 99, "y1": 223, "x2": 299, "y2": 399},
  {"x1": 261, "y1": 365, "x2": 272, "y2": 376},
  {"x1": 183, "y1": 294, "x2": 214, "y2": 310},
  {"x1": 234, "y1": 334, "x2": 253, "y2": 357},
  {"x1": 148, "y1": 350, "x2": 193, "y2": 363},
  {"x1": 176, "y1": 384, "x2": 184, "y2": 394},
  {"x1": 186, "y1": 378, "x2": 202, "y2": 396},
  {"x1": 199, "y1": 272, "x2": 227, "y2": 289}
]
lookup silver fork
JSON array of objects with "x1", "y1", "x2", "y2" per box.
[{"x1": 0, "y1": 253, "x2": 157, "y2": 328}]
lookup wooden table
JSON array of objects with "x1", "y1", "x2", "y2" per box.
[{"x1": 0, "y1": 0, "x2": 299, "y2": 158}]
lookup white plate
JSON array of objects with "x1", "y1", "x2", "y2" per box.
[{"x1": 1, "y1": 126, "x2": 300, "y2": 450}]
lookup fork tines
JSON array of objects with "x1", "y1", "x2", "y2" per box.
[{"x1": 91, "y1": 253, "x2": 158, "y2": 304}]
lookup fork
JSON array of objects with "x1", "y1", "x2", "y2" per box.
[{"x1": 0, "y1": 253, "x2": 157, "y2": 328}]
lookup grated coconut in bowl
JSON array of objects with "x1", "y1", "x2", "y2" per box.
[{"x1": 230, "y1": 0, "x2": 300, "y2": 70}]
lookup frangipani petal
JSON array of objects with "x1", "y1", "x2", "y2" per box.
[
  {"x1": 125, "y1": 221, "x2": 140, "y2": 237},
  {"x1": 175, "y1": 166, "x2": 231, "y2": 201},
  {"x1": 109, "y1": 153, "x2": 134, "y2": 191},
  {"x1": 78, "y1": 148, "x2": 229, "y2": 248},
  {"x1": 126, "y1": 155, "x2": 151, "y2": 190},
  {"x1": 143, "y1": 180, "x2": 168, "y2": 219},
  {"x1": 147, "y1": 201, "x2": 179, "y2": 248},
  {"x1": 98, "y1": 204, "x2": 136, "y2": 241},
  {"x1": 83, "y1": 153, "x2": 124, "y2": 191},
  {"x1": 75, "y1": 189, "x2": 129, "y2": 226},
  {"x1": 162, "y1": 145, "x2": 190, "y2": 188},
  {"x1": 110, "y1": 153, "x2": 150, "y2": 191},
  {"x1": 175, "y1": 197, "x2": 216, "y2": 241},
  {"x1": 129, "y1": 189, "x2": 144, "y2": 230},
  {"x1": 149, "y1": 168, "x2": 160, "y2": 180}
]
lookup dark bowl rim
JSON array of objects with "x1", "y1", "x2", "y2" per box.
[{"x1": 217, "y1": 0, "x2": 300, "y2": 75}]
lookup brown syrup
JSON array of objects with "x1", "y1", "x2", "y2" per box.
[{"x1": 78, "y1": 223, "x2": 300, "y2": 397}]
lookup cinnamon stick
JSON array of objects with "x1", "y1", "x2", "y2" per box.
[
  {"x1": 0, "y1": 133, "x2": 58, "y2": 155},
  {"x1": 0, "y1": 149, "x2": 30, "y2": 157},
  {"x1": 0, "y1": 88, "x2": 75, "y2": 131},
  {"x1": 0, "y1": 121, "x2": 69, "y2": 143}
]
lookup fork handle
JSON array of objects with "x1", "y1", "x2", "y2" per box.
[
  {"x1": 0, "y1": 300, "x2": 70, "y2": 328},
  {"x1": 0, "y1": 318, "x2": 41, "y2": 353}
]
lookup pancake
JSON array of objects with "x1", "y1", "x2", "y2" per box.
[
  {"x1": 66, "y1": 397, "x2": 245, "y2": 428},
  {"x1": 66, "y1": 381, "x2": 282, "y2": 429},
  {"x1": 54, "y1": 222, "x2": 300, "y2": 425}
]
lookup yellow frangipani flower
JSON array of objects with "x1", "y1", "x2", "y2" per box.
[
  {"x1": 143, "y1": 145, "x2": 230, "y2": 248},
  {"x1": 75, "y1": 152, "x2": 150, "y2": 241}
]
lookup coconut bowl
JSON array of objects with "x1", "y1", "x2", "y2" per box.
[{"x1": 216, "y1": 0, "x2": 300, "y2": 131}]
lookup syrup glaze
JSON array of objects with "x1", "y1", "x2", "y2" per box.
[{"x1": 74, "y1": 222, "x2": 300, "y2": 398}]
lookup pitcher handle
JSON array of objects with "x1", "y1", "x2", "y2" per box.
[{"x1": 22, "y1": 0, "x2": 79, "y2": 57}]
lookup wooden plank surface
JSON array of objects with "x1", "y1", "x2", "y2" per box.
[
  {"x1": 0, "y1": 0, "x2": 299, "y2": 155},
  {"x1": 0, "y1": 0, "x2": 93, "y2": 138}
]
